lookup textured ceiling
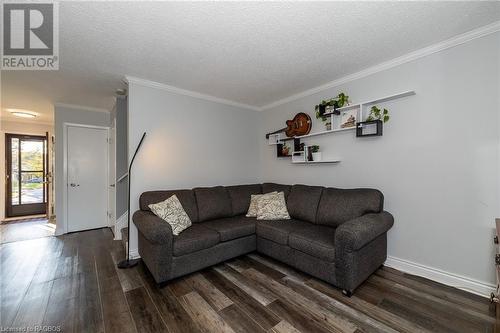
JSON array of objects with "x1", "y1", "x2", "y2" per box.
[{"x1": 2, "y1": 1, "x2": 500, "y2": 122}]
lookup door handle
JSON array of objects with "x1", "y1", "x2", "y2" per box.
[{"x1": 70, "y1": 183, "x2": 80, "y2": 187}]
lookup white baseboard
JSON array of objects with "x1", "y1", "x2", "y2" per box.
[
  {"x1": 130, "y1": 248, "x2": 140, "y2": 259},
  {"x1": 113, "y1": 212, "x2": 128, "y2": 240},
  {"x1": 385, "y1": 256, "x2": 495, "y2": 298}
]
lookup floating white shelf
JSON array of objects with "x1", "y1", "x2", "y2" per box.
[
  {"x1": 290, "y1": 90, "x2": 415, "y2": 141},
  {"x1": 360, "y1": 90, "x2": 415, "y2": 106},
  {"x1": 295, "y1": 126, "x2": 355, "y2": 139},
  {"x1": 267, "y1": 133, "x2": 282, "y2": 145},
  {"x1": 292, "y1": 160, "x2": 340, "y2": 164},
  {"x1": 323, "y1": 90, "x2": 416, "y2": 115},
  {"x1": 268, "y1": 90, "x2": 415, "y2": 165}
]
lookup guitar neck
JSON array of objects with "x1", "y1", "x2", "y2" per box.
[{"x1": 265, "y1": 127, "x2": 288, "y2": 139}]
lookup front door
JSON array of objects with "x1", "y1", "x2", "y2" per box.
[
  {"x1": 67, "y1": 125, "x2": 109, "y2": 232},
  {"x1": 5, "y1": 134, "x2": 48, "y2": 217}
]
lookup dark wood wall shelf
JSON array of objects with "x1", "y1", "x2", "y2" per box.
[{"x1": 356, "y1": 120, "x2": 383, "y2": 137}]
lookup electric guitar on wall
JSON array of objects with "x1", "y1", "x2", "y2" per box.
[{"x1": 265, "y1": 112, "x2": 312, "y2": 139}]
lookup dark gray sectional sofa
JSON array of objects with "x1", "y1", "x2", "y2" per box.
[{"x1": 133, "y1": 183, "x2": 394, "y2": 295}]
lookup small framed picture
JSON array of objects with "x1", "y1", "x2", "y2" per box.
[{"x1": 340, "y1": 109, "x2": 357, "y2": 129}]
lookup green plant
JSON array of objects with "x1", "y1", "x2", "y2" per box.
[
  {"x1": 315, "y1": 92, "x2": 350, "y2": 121},
  {"x1": 366, "y1": 105, "x2": 390, "y2": 123},
  {"x1": 315, "y1": 109, "x2": 328, "y2": 122},
  {"x1": 310, "y1": 145, "x2": 320, "y2": 153},
  {"x1": 337, "y1": 93, "x2": 349, "y2": 108}
]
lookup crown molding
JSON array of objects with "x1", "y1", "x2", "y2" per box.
[
  {"x1": 124, "y1": 76, "x2": 261, "y2": 111},
  {"x1": 260, "y1": 20, "x2": 500, "y2": 111},
  {"x1": 54, "y1": 102, "x2": 110, "y2": 113},
  {"x1": 123, "y1": 21, "x2": 499, "y2": 112}
]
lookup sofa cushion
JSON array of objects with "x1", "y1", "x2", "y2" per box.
[
  {"x1": 287, "y1": 185, "x2": 324, "y2": 223},
  {"x1": 202, "y1": 216, "x2": 256, "y2": 242},
  {"x1": 140, "y1": 189, "x2": 198, "y2": 222},
  {"x1": 194, "y1": 186, "x2": 232, "y2": 222},
  {"x1": 226, "y1": 184, "x2": 262, "y2": 216},
  {"x1": 261, "y1": 183, "x2": 291, "y2": 198},
  {"x1": 316, "y1": 188, "x2": 384, "y2": 227},
  {"x1": 173, "y1": 225, "x2": 220, "y2": 256},
  {"x1": 256, "y1": 219, "x2": 311, "y2": 245},
  {"x1": 289, "y1": 225, "x2": 336, "y2": 262}
]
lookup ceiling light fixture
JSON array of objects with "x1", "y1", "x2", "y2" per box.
[
  {"x1": 11, "y1": 112, "x2": 37, "y2": 118},
  {"x1": 6, "y1": 109, "x2": 38, "y2": 118}
]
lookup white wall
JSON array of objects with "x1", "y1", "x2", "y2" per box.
[
  {"x1": 259, "y1": 32, "x2": 500, "y2": 290},
  {"x1": 54, "y1": 105, "x2": 109, "y2": 235},
  {"x1": 115, "y1": 97, "x2": 129, "y2": 218},
  {"x1": 0, "y1": 120, "x2": 54, "y2": 221},
  {"x1": 127, "y1": 81, "x2": 260, "y2": 253}
]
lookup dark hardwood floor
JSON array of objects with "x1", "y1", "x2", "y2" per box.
[
  {"x1": 1, "y1": 228, "x2": 498, "y2": 332},
  {"x1": 0, "y1": 218, "x2": 55, "y2": 244}
]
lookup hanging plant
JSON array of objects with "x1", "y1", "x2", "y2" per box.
[
  {"x1": 366, "y1": 106, "x2": 390, "y2": 123},
  {"x1": 315, "y1": 92, "x2": 350, "y2": 121},
  {"x1": 337, "y1": 93, "x2": 349, "y2": 108}
]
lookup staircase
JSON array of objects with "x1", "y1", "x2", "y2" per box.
[{"x1": 121, "y1": 226, "x2": 128, "y2": 251}]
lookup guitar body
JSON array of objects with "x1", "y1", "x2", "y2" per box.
[
  {"x1": 285, "y1": 112, "x2": 312, "y2": 137},
  {"x1": 265, "y1": 112, "x2": 312, "y2": 139}
]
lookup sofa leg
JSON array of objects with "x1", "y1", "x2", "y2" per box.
[
  {"x1": 157, "y1": 281, "x2": 169, "y2": 289},
  {"x1": 342, "y1": 289, "x2": 353, "y2": 297}
]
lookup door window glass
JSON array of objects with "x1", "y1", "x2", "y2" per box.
[{"x1": 11, "y1": 138, "x2": 19, "y2": 205}]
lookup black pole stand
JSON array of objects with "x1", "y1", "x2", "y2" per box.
[{"x1": 118, "y1": 132, "x2": 146, "y2": 269}]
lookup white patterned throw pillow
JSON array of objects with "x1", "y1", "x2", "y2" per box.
[
  {"x1": 256, "y1": 191, "x2": 290, "y2": 220},
  {"x1": 246, "y1": 192, "x2": 277, "y2": 217},
  {"x1": 148, "y1": 195, "x2": 192, "y2": 235}
]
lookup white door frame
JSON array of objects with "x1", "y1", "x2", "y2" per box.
[
  {"x1": 2, "y1": 128, "x2": 54, "y2": 220},
  {"x1": 108, "y1": 117, "x2": 116, "y2": 229},
  {"x1": 63, "y1": 122, "x2": 110, "y2": 234}
]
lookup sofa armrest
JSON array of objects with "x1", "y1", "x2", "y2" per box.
[
  {"x1": 133, "y1": 210, "x2": 173, "y2": 245},
  {"x1": 335, "y1": 211, "x2": 394, "y2": 252}
]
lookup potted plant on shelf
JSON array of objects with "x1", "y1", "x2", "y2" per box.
[
  {"x1": 310, "y1": 145, "x2": 321, "y2": 162},
  {"x1": 366, "y1": 105, "x2": 390, "y2": 123},
  {"x1": 315, "y1": 92, "x2": 350, "y2": 130},
  {"x1": 325, "y1": 120, "x2": 332, "y2": 131},
  {"x1": 356, "y1": 105, "x2": 389, "y2": 137}
]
